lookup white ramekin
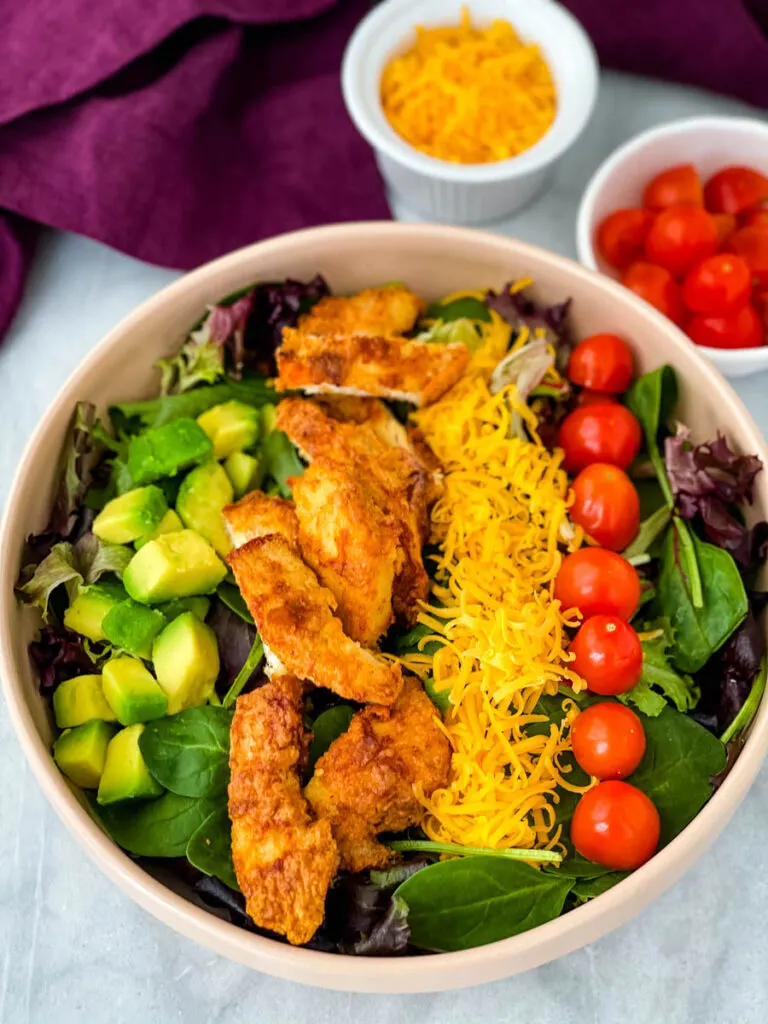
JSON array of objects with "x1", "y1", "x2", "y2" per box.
[
  {"x1": 342, "y1": 0, "x2": 599, "y2": 224},
  {"x1": 576, "y1": 116, "x2": 768, "y2": 379}
]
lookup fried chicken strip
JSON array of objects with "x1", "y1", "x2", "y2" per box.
[
  {"x1": 222, "y1": 491, "x2": 299, "y2": 549},
  {"x1": 229, "y1": 676, "x2": 339, "y2": 946},
  {"x1": 298, "y1": 286, "x2": 424, "y2": 337},
  {"x1": 305, "y1": 678, "x2": 452, "y2": 872}
]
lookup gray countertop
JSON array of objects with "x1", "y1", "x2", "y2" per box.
[{"x1": 2, "y1": 71, "x2": 768, "y2": 1023}]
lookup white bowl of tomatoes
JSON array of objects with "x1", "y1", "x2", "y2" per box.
[{"x1": 576, "y1": 116, "x2": 768, "y2": 378}]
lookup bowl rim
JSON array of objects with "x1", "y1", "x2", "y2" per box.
[
  {"x1": 2, "y1": 221, "x2": 768, "y2": 992},
  {"x1": 575, "y1": 114, "x2": 768, "y2": 367},
  {"x1": 341, "y1": 0, "x2": 599, "y2": 184}
]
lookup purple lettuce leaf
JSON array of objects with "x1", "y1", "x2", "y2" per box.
[
  {"x1": 346, "y1": 896, "x2": 410, "y2": 956},
  {"x1": 29, "y1": 624, "x2": 100, "y2": 695},
  {"x1": 207, "y1": 598, "x2": 265, "y2": 699},
  {"x1": 485, "y1": 284, "x2": 572, "y2": 368},
  {"x1": 692, "y1": 608, "x2": 766, "y2": 735}
]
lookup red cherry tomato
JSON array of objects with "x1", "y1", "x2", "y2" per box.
[
  {"x1": 576, "y1": 388, "x2": 619, "y2": 407},
  {"x1": 712, "y1": 213, "x2": 737, "y2": 248},
  {"x1": 622, "y1": 262, "x2": 685, "y2": 324},
  {"x1": 704, "y1": 166, "x2": 768, "y2": 215},
  {"x1": 567, "y1": 334, "x2": 634, "y2": 393},
  {"x1": 727, "y1": 225, "x2": 768, "y2": 286},
  {"x1": 570, "y1": 464, "x2": 640, "y2": 551},
  {"x1": 688, "y1": 304, "x2": 763, "y2": 350},
  {"x1": 596, "y1": 208, "x2": 654, "y2": 271},
  {"x1": 682, "y1": 253, "x2": 752, "y2": 314},
  {"x1": 569, "y1": 615, "x2": 643, "y2": 694},
  {"x1": 571, "y1": 781, "x2": 660, "y2": 870},
  {"x1": 741, "y1": 209, "x2": 768, "y2": 230},
  {"x1": 644, "y1": 205, "x2": 718, "y2": 278},
  {"x1": 558, "y1": 404, "x2": 642, "y2": 473},
  {"x1": 643, "y1": 163, "x2": 703, "y2": 211},
  {"x1": 555, "y1": 549, "x2": 641, "y2": 621},
  {"x1": 571, "y1": 703, "x2": 646, "y2": 780}
]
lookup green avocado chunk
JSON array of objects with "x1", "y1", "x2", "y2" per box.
[
  {"x1": 63, "y1": 581, "x2": 126, "y2": 642},
  {"x1": 134, "y1": 508, "x2": 183, "y2": 550},
  {"x1": 127, "y1": 418, "x2": 213, "y2": 486},
  {"x1": 102, "y1": 656, "x2": 169, "y2": 725},
  {"x1": 53, "y1": 719, "x2": 116, "y2": 789},
  {"x1": 102, "y1": 600, "x2": 168, "y2": 659},
  {"x1": 197, "y1": 400, "x2": 261, "y2": 459},
  {"x1": 53, "y1": 673, "x2": 117, "y2": 729},
  {"x1": 175, "y1": 462, "x2": 234, "y2": 557},
  {"x1": 92, "y1": 485, "x2": 168, "y2": 544},
  {"x1": 97, "y1": 724, "x2": 165, "y2": 805},
  {"x1": 224, "y1": 451, "x2": 263, "y2": 499},
  {"x1": 152, "y1": 612, "x2": 220, "y2": 715},
  {"x1": 122, "y1": 529, "x2": 227, "y2": 604}
]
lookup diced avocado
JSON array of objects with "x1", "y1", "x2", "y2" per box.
[
  {"x1": 261, "y1": 403, "x2": 277, "y2": 437},
  {"x1": 160, "y1": 596, "x2": 210, "y2": 622},
  {"x1": 102, "y1": 656, "x2": 169, "y2": 725},
  {"x1": 92, "y1": 486, "x2": 168, "y2": 544},
  {"x1": 224, "y1": 451, "x2": 263, "y2": 499},
  {"x1": 175, "y1": 462, "x2": 233, "y2": 558},
  {"x1": 102, "y1": 600, "x2": 168, "y2": 659},
  {"x1": 134, "y1": 509, "x2": 183, "y2": 550},
  {"x1": 123, "y1": 530, "x2": 227, "y2": 603},
  {"x1": 63, "y1": 581, "x2": 126, "y2": 642},
  {"x1": 53, "y1": 674, "x2": 117, "y2": 728},
  {"x1": 197, "y1": 401, "x2": 261, "y2": 459},
  {"x1": 97, "y1": 724, "x2": 165, "y2": 805},
  {"x1": 127, "y1": 418, "x2": 213, "y2": 486},
  {"x1": 152, "y1": 612, "x2": 220, "y2": 715},
  {"x1": 53, "y1": 720, "x2": 116, "y2": 789}
]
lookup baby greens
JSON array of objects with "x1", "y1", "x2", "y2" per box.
[{"x1": 139, "y1": 707, "x2": 232, "y2": 798}]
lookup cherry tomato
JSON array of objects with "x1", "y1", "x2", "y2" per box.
[
  {"x1": 570, "y1": 464, "x2": 640, "y2": 551},
  {"x1": 555, "y1": 549, "x2": 641, "y2": 621},
  {"x1": 704, "y1": 166, "x2": 768, "y2": 215},
  {"x1": 682, "y1": 253, "x2": 752, "y2": 314},
  {"x1": 622, "y1": 262, "x2": 685, "y2": 324},
  {"x1": 576, "y1": 388, "x2": 619, "y2": 407},
  {"x1": 643, "y1": 163, "x2": 703, "y2": 211},
  {"x1": 742, "y1": 209, "x2": 768, "y2": 230},
  {"x1": 596, "y1": 208, "x2": 654, "y2": 271},
  {"x1": 571, "y1": 703, "x2": 646, "y2": 780},
  {"x1": 558, "y1": 404, "x2": 642, "y2": 473},
  {"x1": 644, "y1": 205, "x2": 718, "y2": 278},
  {"x1": 571, "y1": 781, "x2": 660, "y2": 870},
  {"x1": 569, "y1": 615, "x2": 643, "y2": 694},
  {"x1": 688, "y1": 304, "x2": 763, "y2": 350},
  {"x1": 567, "y1": 334, "x2": 634, "y2": 393},
  {"x1": 713, "y1": 213, "x2": 737, "y2": 248},
  {"x1": 727, "y1": 225, "x2": 768, "y2": 286}
]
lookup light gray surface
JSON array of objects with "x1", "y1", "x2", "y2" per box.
[{"x1": 2, "y1": 71, "x2": 768, "y2": 1024}]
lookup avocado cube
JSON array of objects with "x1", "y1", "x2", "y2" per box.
[
  {"x1": 92, "y1": 486, "x2": 168, "y2": 545},
  {"x1": 53, "y1": 674, "x2": 117, "y2": 729},
  {"x1": 122, "y1": 530, "x2": 226, "y2": 604},
  {"x1": 175, "y1": 462, "x2": 234, "y2": 558},
  {"x1": 197, "y1": 401, "x2": 261, "y2": 459},
  {"x1": 127, "y1": 419, "x2": 213, "y2": 486},
  {"x1": 63, "y1": 581, "x2": 126, "y2": 642},
  {"x1": 224, "y1": 451, "x2": 263, "y2": 499},
  {"x1": 102, "y1": 657, "x2": 169, "y2": 725},
  {"x1": 152, "y1": 612, "x2": 220, "y2": 715},
  {"x1": 102, "y1": 600, "x2": 168, "y2": 659},
  {"x1": 159, "y1": 596, "x2": 210, "y2": 622},
  {"x1": 134, "y1": 509, "x2": 183, "y2": 550},
  {"x1": 261, "y1": 403, "x2": 277, "y2": 437},
  {"x1": 53, "y1": 720, "x2": 116, "y2": 789},
  {"x1": 97, "y1": 724, "x2": 165, "y2": 805}
]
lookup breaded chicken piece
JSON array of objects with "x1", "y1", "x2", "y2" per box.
[
  {"x1": 228, "y1": 535, "x2": 403, "y2": 704},
  {"x1": 222, "y1": 491, "x2": 299, "y2": 549},
  {"x1": 298, "y1": 286, "x2": 424, "y2": 338},
  {"x1": 275, "y1": 329, "x2": 469, "y2": 407},
  {"x1": 305, "y1": 678, "x2": 452, "y2": 872},
  {"x1": 229, "y1": 677, "x2": 339, "y2": 946},
  {"x1": 290, "y1": 457, "x2": 401, "y2": 647}
]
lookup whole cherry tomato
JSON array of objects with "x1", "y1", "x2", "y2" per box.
[
  {"x1": 644, "y1": 205, "x2": 718, "y2": 278},
  {"x1": 571, "y1": 781, "x2": 660, "y2": 870},
  {"x1": 569, "y1": 615, "x2": 643, "y2": 694},
  {"x1": 558, "y1": 404, "x2": 642, "y2": 473},
  {"x1": 727, "y1": 225, "x2": 768, "y2": 286},
  {"x1": 643, "y1": 163, "x2": 703, "y2": 211},
  {"x1": 596, "y1": 208, "x2": 654, "y2": 271},
  {"x1": 622, "y1": 262, "x2": 685, "y2": 324},
  {"x1": 682, "y1": 253, "x2": 752, "y2": 315},
  {"x1": 567, "y1": 334, "x2": 634, "y2": 393},
  {"x1": 571, "y1": 703, "x2": 646, "y2": 780},
  {"x1": 688, "y1": 304, "x2": 763, "y2": 350},
  {"x1": 576, "y1": 388, "x2": 619, "y2": 407},
  {"x1": 555, "y1": 549, "x2": 641, "y2": 621},
  {"x1": 570, "y1": 464, "x2": 640, "y2": 551},
  {"x1": 704, "y1": 166, "x2": 768, "y2": 215},
  {"x1": 712, "y1": 213, "x2": 737, "y2": 248}
]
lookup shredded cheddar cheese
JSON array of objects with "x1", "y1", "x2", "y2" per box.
[{"x1": 381, "y1": 8, "x2": 557, "y2": 165}]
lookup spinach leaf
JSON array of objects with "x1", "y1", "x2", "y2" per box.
[
  {"x1": 186, "y1": 806, "x2": 239, "y2": 891},
  {"x1": 96, "y1": 792, "x2": 218, "y2": 857},
  {"x1": 622, "y1": 505, "x2": 671, "y2": 560},
  {"x1": 110, "y1": 377, "x2": 276, "y2": 435},
  {"x1": 307, "y1": 706, "x2": 355, "y2": 773},
  {"x1": 216, "y1": 582, "x2": 254, "y2": 624},
  {"x1": 626, "y1": 366, "x2": 678, "y2": 505},
  {"x1": 425, "y1": 296, "x2": 492, "y2": 323},
  {"x1": 395, "y1": 857, "x2": 573, "y2": 952},
  {"x1": 720, "y1": 657, "x2": 767, "y2": 744},
  {"x1": 222, "y1": 635, "x2": 264, "y2": 709},
  {"x1": 571, "y1": 871, "x2": 628, "y2": 903},
  {"x1": 387, "y1": 839, "x2": 561, "y2": 864},
  {"x1": 619, "y1": 620, "x2": 699, "y2": 717},
  {"x1": 139, "y1": 706, "x2": 233, "y2": 798},
  {"x1": 261, "y1": 430, "x2": 304, "y2": 499},
  {"x1": 635, "y1": 478, "x2": 667, "y2": 520},
  {"x1": 424, "y1": 675, "x2": 451, "y2": 715}
]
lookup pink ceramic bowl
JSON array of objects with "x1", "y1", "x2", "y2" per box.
[{"x1": 2, "y1": 223, "x2": 767, "y2": 993}]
